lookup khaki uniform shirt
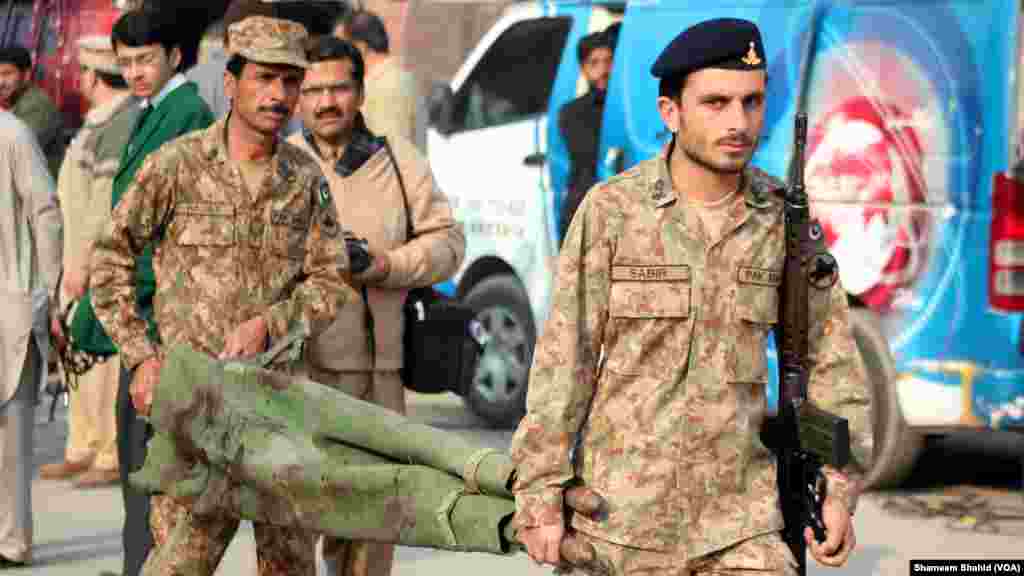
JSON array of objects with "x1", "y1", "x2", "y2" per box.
[
  {"x1": 0, "y1": 111, "x2": 61, "y2": 403},
  {"x1": 363, "y1": 58, "x2": 418, "y2": 144},
  {"x1": 509, "y1": 148, "x2": 872, "y2": 562},
  {"x1": 90, "y1": 119, "x2": 355, "y2": 370},
  {"x1": 287, "y1": 132, "x2": 464, "y2": 371},
  {"x1": 56, "y1": 93, "x2": 137, "y2": 296}
]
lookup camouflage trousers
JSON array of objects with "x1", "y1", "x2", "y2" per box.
[
  {"x1": 306, "y1": 368, "x2": 404, "y2": 576},
  {"x1": 576, "y1": 531, "x2": 800, "y2": 576},
  {"x1": 140, "y1": 494, "x2": 317, "y2": 576}
]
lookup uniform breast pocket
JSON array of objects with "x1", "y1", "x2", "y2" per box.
[
  {"x1": 732, "y1": 277, "x2": 779, "y2": 384},
  {"x1": 605, "y1": 265, "x2": 692, "y2": 377},
  {"x1": 268, "y1": 208, "x2": 309, "y2": 261},
  {"x1": 176, "y1": 202, "x2": 236, "y2": 247}
]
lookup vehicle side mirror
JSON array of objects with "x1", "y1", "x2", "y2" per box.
[{"x1": 428, "y1": 82, "x2": 455, "y2": 136}]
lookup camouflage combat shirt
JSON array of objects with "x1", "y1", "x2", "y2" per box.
[
  {"x1": 509, "y1": 147, "x2": 872, "y2": 562},
  {"x1": 90, "y1": 118, "x2": 355, "y2": 370}
]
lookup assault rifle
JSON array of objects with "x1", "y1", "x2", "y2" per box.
[{"x1": 761, "y1": 112, "x2": 851, "y2": 575}]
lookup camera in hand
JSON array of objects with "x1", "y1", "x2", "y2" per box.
[{"x1": 346, "y1": 237, "x2": 372, "y2": 274}]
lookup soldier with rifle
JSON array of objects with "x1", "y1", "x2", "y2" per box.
[{"x1": 510, "y1": 18, "x2": 873, "y2": 575}]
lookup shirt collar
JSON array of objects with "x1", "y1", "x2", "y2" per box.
[
  {"x1": 83, "y1": 92, "x2": 133, "y2": 126},
  {"x1": 302, "y1": 113, "x2": 379, "y2": 176},
  {"x1": 141, "y1": 73, "x2": 186, "y2": 110}
]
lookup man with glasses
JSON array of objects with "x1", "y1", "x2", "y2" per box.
[
  {"x1": 289, "y1": 35, "x2": 463, "y2": 576},
  {"x1": 69, "y1": 8, "x2": 214, "y2": 576}
]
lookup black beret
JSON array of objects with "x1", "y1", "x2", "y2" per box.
[{"x1": 651, "y1": 18, "x2": 765, "y2": 79}]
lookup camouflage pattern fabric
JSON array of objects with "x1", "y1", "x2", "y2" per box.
[
  {"x1": 509, "y1": 145, "x2": 871, "y2": 564},
  {"x1": 227, "y1": 15, "x2": 310, "y2": 69},
  {"x1": 89, "y1": 118, "x2": 354, "y2": 371},
  {"x1": 143, "y1": 494, "x2": 317, "y2": 576},
  {"x1": 576, "y1": 531, "x2": 799, "y2": 576}
]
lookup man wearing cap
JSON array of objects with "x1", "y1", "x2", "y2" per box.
[
  {"x1": 40, "y1": 35, "x2": 139, "y2": 490},
  {"x1": 557, "y1": 28, "x2": 615, "y2": 245},
  {"x1": 510, "y1": 18, "x2": 872, "y2": 575},
  {"x1": 90, "y1": 13, "x2": 355, "y2": 576},
  {"x1": 68, "y1": 9, "x2": 215, "y2": 576}
]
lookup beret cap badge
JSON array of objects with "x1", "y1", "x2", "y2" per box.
[{"x1": 741, "y1": 41, "x2": 762, "y2": 67}]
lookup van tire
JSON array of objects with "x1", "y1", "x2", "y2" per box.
[
  {"x1": 848, "y1": 308, "x2": 923, "y2": 489},
  {"x1": 461, "y1": 275, "x2": 536, "y2": 428}
]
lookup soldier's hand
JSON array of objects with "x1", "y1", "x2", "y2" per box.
[
  {"x1": 353, "y1": 247, "x2": 391, "y2": 285},
  {"x1": 520, "y1": 523, "x2": 564, "y2": 566},
  {"x1": 62, "y1": 268, "x2": 89, "y2": 300},
  {"x1": 220, "y1": 316, "x2": 269, "y2": 359},
  {"x1": 565, "y1": 485, "x2": 607, "y2": 519},
  {"x1": 806, "y1": 498, "x2": 855, "y2": 567},
  {"x1": 131, "y1": 356, "x2": 162, "y2": 416},
  {"x1": 49, "y1": 313, "x2": 66, "y2": 352}
]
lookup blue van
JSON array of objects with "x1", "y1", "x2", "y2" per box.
[{"x1": 425, "y1": 0, "x2": 1024, "y2": 488}]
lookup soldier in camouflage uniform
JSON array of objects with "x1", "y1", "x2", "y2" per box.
[
  {"x1": 510, "y1": 18, "x2": 872, "y2": 576},
  {"x1": 89, "y1": 14, "x2": 356, "y2": 576}
]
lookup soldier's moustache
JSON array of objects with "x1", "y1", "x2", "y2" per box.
[
  {"x1": 718, "y1": 134, "x2": 752, "y2": 147},
  {"x1": 260, "y1": 104, "x2": 291, "y2": 116},
  {"x1": 316, "y1": 107, "x2": 342, "y2": 119}
]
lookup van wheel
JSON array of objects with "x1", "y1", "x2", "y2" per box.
[
  {"x1": 461, "y1": 275, "x2": 535, "y2": 428},
  {"x1": 848, "y1": 308, "x2": 923, "y2": 489}
]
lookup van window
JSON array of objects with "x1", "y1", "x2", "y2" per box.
[{"x1": 451, "y1": 16, "x2": 572, "y2": 133}]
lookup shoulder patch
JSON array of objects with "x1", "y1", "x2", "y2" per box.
[
  {"x1": 605, "y1": 166, "x2": 643, "y2": 186},
  {"x1": 317, "y1": 177, "x2": 332, "y2": 209}
]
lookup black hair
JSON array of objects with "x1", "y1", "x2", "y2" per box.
[
  {"x1": 0, "y1": 45, "x2": 31, "y2": 70},
  {"x1": 95, "y1": 69, "x2": 128, "y2": 90},
  {"x1": 659, "y1": 75, "x2": 685, "y2": 100},
  {"x1": 576, "y1": 31, "x2": 611, "y2": 65},
  {"x1": 111, "y1": 9, "x2": 180, "y2": 64},
  {"x1": 226, "y1": 53, "x2": 248, "y2": 78},
  {"x1": 343, "y1": 10, "x2": 389, "y2": 54},
  {"x1": 306, "y1": 35, "x2": 365, "y2": 90}
]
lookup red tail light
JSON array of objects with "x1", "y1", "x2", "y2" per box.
[{"x1": 990, "y1": 173, "x2": 1024, "y2": 312}]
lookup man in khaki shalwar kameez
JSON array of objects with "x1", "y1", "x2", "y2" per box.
[
  {"x1": 41, "y1": 35, "x2": 138, "y2": 489},
  {"x1": 290, "y1": 36, "x2": 464, "y2": 576},
  {"x1": 0, "y1": 111, "x2": 62, "y2": 568},
  {"x1": 333, "y1": 11, "x2": 418, "y2": 144}
]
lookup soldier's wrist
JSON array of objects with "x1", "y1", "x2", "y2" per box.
[{"x1": 822, "y1": 466, "x2": 859, "y2": 515}]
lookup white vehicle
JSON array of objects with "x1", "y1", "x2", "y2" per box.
[{"x1": 423, "y1": 2, "x2": 621, "y2": 427}]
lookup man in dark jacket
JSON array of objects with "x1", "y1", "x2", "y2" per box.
[{"x1": 557, "y1": 29, "x2": 614, "y2": 243}]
